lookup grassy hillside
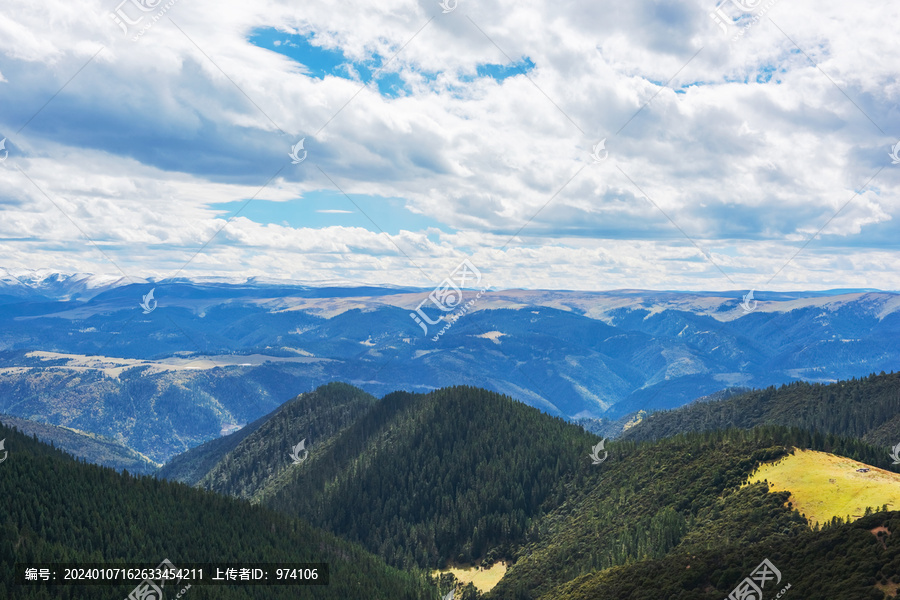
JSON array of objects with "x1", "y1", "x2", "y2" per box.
[
  {"x1": 747, "y1": 448, "x2": 900, "y2": 527},
  {"x1": 0, "y1": 420, "x2": 436, "y2": 599},
  {"x1": 623, "y1": 371, "x2": 900, "y2": 444}
]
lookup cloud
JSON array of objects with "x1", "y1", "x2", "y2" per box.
[{"x1": 0, "y1": 0, "x2": 897, "y2": 290}]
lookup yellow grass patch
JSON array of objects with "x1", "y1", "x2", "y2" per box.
[
  {"x1": 875, "y1": 580, "x2": 899, "y2": 598},
  {"x1": 432, "y1": 561, "x2": 508, "y2": 593},
  {"x1": 746, "y1": 448, "x2": 900, "y2": 527},
  {"x1": 622, "y1": 410, "x2": 647, "y2": 432}
]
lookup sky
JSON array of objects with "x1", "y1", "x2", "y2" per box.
[{"x1": 0, "y1": 0, "x2": 898, "y2": 292}]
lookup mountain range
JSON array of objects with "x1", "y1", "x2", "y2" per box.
[
  {"x1": 5, "y1": 369, "x2": 900, "y2": 598},
  {"x1": 158, "y1": 375, "x2": 900, "y2": 598},
  {"x1": 1, "y1": 269, "x2": 898, "y2": 463}
]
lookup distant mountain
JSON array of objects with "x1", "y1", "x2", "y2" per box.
[
  {"x1": 0, "y1": 419, "x2": 437, "y2": 599},
  {"x1": 0, "y1": 361, "x2": 317, "y2": 462},
  {"x1": 1, "y1": 274, "x2": 899, "y2": 461},
  {"x1": 623, "y1": 371, "x2": 900, "y2": 445},
  {"x1": 0, "y1": 268, "x2": 140, "y2": 302},
  {"x1": 0, "y1": 414, "x2": 157, "y2": 474}
]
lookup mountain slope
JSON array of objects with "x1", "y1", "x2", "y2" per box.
[
  {"x1": 0, "y1": 420, "x2": 436, "y2": 600},
  {"x1": 263, "y1": 386, "x2": 602, "y2": 570},
  {"x1": 623, "y1": 370, "x2": 900, "y2": 445},
  {"x1": 160, "y1": 379, "x2": 900, "y2": 599},
  {"x1": 166, "y1": 384, "x2": 600, "y2": 571},
  {"x1": 488, "y1": 427, "x2": 900, "y2": 600},
  {"x1": 0, "y1": 361, "x2": 317, "y2": 462},
  {"x1": 0, "y1": 413, "x2": 158, "y2": 474},
  {"x1": 542, "y1": 509, "x2": 899, "y2": 600},
  {"x1": 155, "y1": 408, "x2": 272, "y2": 485},
  {"x1": 195, "y1": 382, "x2": 378, "y2": 498}
]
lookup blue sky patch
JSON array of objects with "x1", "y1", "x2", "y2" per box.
[
  {"x1": 250, "y1": 28, "x2": 534, "y2": 96},
  {"x1": 210, "y1": 190, "x2": 449, "y2": 235},
  {"x1": 474, "y1": 57, "x2": 535, "y2": 82},
  {"x1": 249, "y1": 28, "x2": 411, "y2": 97}
]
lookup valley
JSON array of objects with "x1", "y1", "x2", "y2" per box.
[{"x1": 1, "y1": 277, "x2": 899, "y2": 464}]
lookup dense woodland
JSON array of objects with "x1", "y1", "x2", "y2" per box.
[
  {"x1": 156, "y1": 380, "x2": 900, "y2": 599},
  {"x1": 0, "y1": 420, "x2": 435, "y2": 599},
  {"x1": 489, "y1": 425, "x2": 899, "y2": 599},
  {"x1": 544, "y1": 510, "x2": 900, "y2": 600},
  {"x1": 625, "y1": 370, "x2": 900, "y2": 446},
  {"x1": 6, "y1": 375, "x2": 900, "y2": 599},
  {"x1": 234, "y1": 385, "x2": 599, "y2": 569}
]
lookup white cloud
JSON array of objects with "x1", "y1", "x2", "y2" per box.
[{"x1": 0, "y1": 0, "x2": 897, "y2": 290}]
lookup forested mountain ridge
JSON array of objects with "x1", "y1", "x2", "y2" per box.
[
  {"x1": 491, "y1": 426, "x2": 900, "y2": 599},
  {"x1": 0, "y1": 413, "x2": 158, "y2": 474},
  {"x1": 196, "y1": 382, "x2": 378, "y2": 498},
  {"x1": 156, "y1": 379, "x2": 900, "y2": 599},
  {"x1": 623, "y1": 370, "x2": 900, "y2": 445},
  {"x1": 0, "y1": 420, "x2": 437, "y2": 599},
  {"x1": 263, "y1": 386, "x2": 606, "y2": 570},
  {"x1": 171, "y1": 384, "x2": 600, "y2": 570}
]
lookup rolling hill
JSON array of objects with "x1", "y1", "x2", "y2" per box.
[
  {"x1": 158, "y1": 379, "x2": 900, "y2": 599},
  {"x1": 0, "y1": 419, "x2": 437, "y2": 600},
  {"x1": 162, "y1": 383, "x2": 600, "y2": 570}
]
